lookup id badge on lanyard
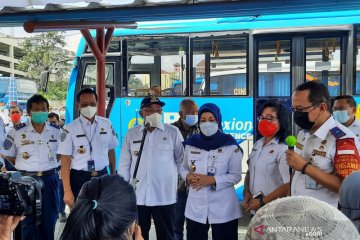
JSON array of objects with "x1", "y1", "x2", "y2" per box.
[{"x1": 80, "y1": 119, "x2": 98, "y2": 171}]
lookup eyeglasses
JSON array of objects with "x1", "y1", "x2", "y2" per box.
[
  {"x1": 291, "y1": 104, "x2": 319, "y2": 113},
  {"x1": 257, "y1": 115, "x2": 278, "y2": 122}
]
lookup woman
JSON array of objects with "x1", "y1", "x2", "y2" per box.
[
  {"x1": 339, "y1": 170, "x2": 360, "y2": 233},
  {"x1": 60, "y1": 174, "x2": 143, "y2": 240},
  {"x1": 243, "y1": 101, "x2": 291, "y2": 212},
  {"x1": 180, "y1": 103, "x2": 242, "y2": 240}
]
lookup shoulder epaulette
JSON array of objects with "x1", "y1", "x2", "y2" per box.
[
  {"x1": 329, "y1": 127, "x2": 346, "y2": 139},
  {"x1": 14, "y1": 123, "x2": 26, "y2": 131},
  {"x1": 49, "y1": 122, "x2": 60, "y2": 129}
]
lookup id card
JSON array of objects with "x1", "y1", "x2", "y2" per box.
[
  {"x1": 87, "y1": 160, "x2": 95, "y2": 172},
  {"x1": 207, "y1": 166, "x2": 216, "y2": 176},
  {"x1": 305, "y1": 174, "x2": 317, "y2": 189}
]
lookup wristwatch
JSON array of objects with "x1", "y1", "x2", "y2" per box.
[{"x1": 259, "y1": 196, "x2": 265, "y2": 207}]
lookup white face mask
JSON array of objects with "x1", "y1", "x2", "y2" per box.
[
  {"x1": 80, "y1": 106, "x2": 97, "y2": 119},
  {"x1": 200, "y1": 121, "x2": 218, "y2": 136},
  {"x1": 185, "y1": 115, "x2": 198, "y2": 126},
  {"x1": 145, "y1": 113, "x2": 162, "y2": 128}
]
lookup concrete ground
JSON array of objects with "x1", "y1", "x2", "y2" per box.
[{"x1": 54, "y1": 207, "x2": 252, "y2": 240}]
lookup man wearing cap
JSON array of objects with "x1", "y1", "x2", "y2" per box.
[
  {"x1": 118, "y1": 95, "x2": 184, "y2": 240},
  {"x1": 57, "y1": 88, "x2": 118, "y2": 208}
]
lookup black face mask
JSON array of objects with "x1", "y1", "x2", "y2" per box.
[{"x1": 293, "y1": 111, "x2": 315, "y2": 130}]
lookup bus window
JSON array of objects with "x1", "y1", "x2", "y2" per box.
[
  {"x1": 305, "y1": 37, "x2": 341, "y2": 96},
  {"x1": 83, "y1": 64, "x2": 114, "y2": 85},
  {"x1": 127, "y1": 36, "x2": 188, "y2": 97},
  {"x1": 192, "y1": 33, "x2": 247, "y2": 96},
  {"x1": 128, "y1": 73, "x2": 150, "y2": 96},
  {"x1": 257, "y1": 40, "x2": 291, "y2": 97},
  {"x1": 0, "y1": 78, "x2": 10, "y2": 98}
]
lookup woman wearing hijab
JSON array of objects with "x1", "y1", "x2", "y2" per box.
[
  {"x1": 339, "y1": 170, "x2": 360, "y2": 233},
  {"x1": 180, "y1": 103, "x2": 242, "y2": 240},
  {"x1": 243, "y1": 101, "x2": 291, "y2": 212}
]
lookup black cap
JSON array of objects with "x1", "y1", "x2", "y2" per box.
[{"x1": 140, "y1": 95, "x2": 165, "y2": 109}]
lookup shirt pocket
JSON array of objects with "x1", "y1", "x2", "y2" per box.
[
  {"x1": 130, "y1": 143, "x2": 140, "y2": 160},
  {"x1": 73, "y1": 137, "x2": 90, "y2": 156},
  {"x1": 157, "y1": 143, "x2": 174, "y2": 163},
  {"x1": 18, "y1": 144, "x2": 36, "y2": 161}
]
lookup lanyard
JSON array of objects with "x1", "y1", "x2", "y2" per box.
[{"x1": 79, "y1": 118, "x2": 98, "y2": 153}]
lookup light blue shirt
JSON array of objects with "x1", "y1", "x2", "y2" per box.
[
  {"x1": 1, "y1": 122, "x2": 61, "y2": 171},
  {"x1": 57, "y1": 115, "x2": 118, "y2": 171}
]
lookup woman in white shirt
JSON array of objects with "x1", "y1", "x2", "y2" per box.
[
  {"x1": 243, "y1": 101, "x2": 291, "y2": 212},
  {"x1": 180, "y1": 103, "x2": 242, "y2": 240}
]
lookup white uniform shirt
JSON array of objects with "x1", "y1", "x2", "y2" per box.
[
  {"x1": 180, "y1": 144, "x2": 243, "y2": 224},
  {"x1": 118, "y1": 123, "x2": 184, "y2": 206},
  {"x1": 0, "y1": 117, "x2": 5, "y2": 148},
  {"x1": 57, "y1": 115, "x2": 118, "y2": 171},
  {"x1": 0, "y1": 109, "x2": 9, "y2": 125},
  {"x1": 292, "y1": 117, "x2": 360, "y2": 207},
  {"x1": 248, "y1": 137, "x2": 289, "y2": 196},
  {"x1": 1, "y1": 122, "x2": 60, "y2": 171},
  {"x1": 348, "y1": 117, "x2": 360, "y2": 140}
]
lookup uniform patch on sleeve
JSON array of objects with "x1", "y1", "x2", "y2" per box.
[
  {"x1": 60, "y1": 132, "x2": 67, "y2": 142},
  {"x1": 3, "y1": 138, "x2": 13, "y2": 150}
]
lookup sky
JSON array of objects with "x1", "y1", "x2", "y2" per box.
[{"x1": 0, "y1": 27, "x2": 82, "y2": 53}]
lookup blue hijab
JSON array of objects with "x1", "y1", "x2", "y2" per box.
[{"x1": 183, "y1": 103, "x2": 239, "y2": 151}]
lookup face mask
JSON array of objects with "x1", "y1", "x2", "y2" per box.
[
  {"x1": 200, "y1": 121, "x2": 219, "y2": 137},
  {"x1": 185, "y1": 115, "x2": 198, "y2": 126},
  {"x1": 31, "y1": 112, "x2": 48, "y2": 124},
  {"x1": 293, "y1": 111, "x2": 315, "y2": 130},
  {"x1": 81, "y1": 106, "x2": 97, "y2": 119},
  {"x1": 258, "y1": 120, "x2": 278, "y2": 137},
  {"x1": 145, "y1": 113, "x2": 162, "y2": 128},
  {"x1": 0, "y1": 106, "x2": 5, "y2": 111},
  {"x1": 333, "y1": 110, "x2": 351, "y2": 124},
  {"x1": 10, "y1": 113, "x2": 21, "y2": 123}
]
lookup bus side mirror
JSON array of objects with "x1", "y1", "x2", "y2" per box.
[{"x1": 40, "y1": 71, "x2": 50, "y2": 92}]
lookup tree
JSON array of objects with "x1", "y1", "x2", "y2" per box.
[{"x1": 17, "y1": 32, "x2": 72, "y2": 101}]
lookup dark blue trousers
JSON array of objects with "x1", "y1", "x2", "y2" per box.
[
  {"x1": 58, "y1": 178, "x2": 66, "y2": 212},
  {"x1": 174, "y1": 190, "x2": 188, "y2": 240},
  {"x1": 70, "y1": 168, "x2": 107, "y2": 199},
  {"x1": 22, "y1": 173, "x2": 59, "y2": 240}
]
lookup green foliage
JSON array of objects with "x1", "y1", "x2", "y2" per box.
[{"x1": 17, "y1": 32, "x2": 71, "y2": 101}]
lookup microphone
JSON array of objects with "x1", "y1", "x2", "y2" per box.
[
  {"x1": 285, "y1": 135, "x2": 297, "y2": 150},
  {"x1": 144, "y1": 121, "x2": 151, "y2": 130}
]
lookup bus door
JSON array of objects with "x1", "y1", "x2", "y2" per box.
[
  {"x1": 76, "y1": 56, "x2": 119, "y2": 118},
  {"x1": 254, "y1": 30, "x2": 349, "y2": 139}
]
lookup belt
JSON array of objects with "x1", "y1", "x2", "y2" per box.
[
  {"x1": 19, "y1": 168, "x2": 58, "y2": 177},
  {"x1": 71, "y1": 168, "x2": 108, "y2": 177}
]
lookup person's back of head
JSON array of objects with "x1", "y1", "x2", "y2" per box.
[
  {"x1": 60, "y1": 175, "x2": 137, "y2": 240},
  {"x1": 246, "y1": 196, "x2": 360, "y2": 240},
  {"x1": 339, "y1": 170, "x2": 360, "y2": 233}
]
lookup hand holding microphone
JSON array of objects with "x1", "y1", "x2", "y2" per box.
[
  {"x1": 285, "y1": 136, "x2": 307, "y2": 171},
  {"x1": 285, "y1": 135, "x2": 297, "y2": 175}
]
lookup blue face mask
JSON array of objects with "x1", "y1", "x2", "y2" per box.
[
  {"x1": 0, "y1": 106, "x2": 5, "y2": 111},
  {"x1": 333, "y1": 110, "x2": 351, "y2": 124},
  {"x1": 185, "y1": 115, "x2": 198, "y2": 126},
  {"x1": 31, "y1": 111, "x2": 48, "y2": 124}
]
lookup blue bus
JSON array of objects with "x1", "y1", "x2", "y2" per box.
[
  {"x1": 0, "y1": 77, "x2": 37, "y2": 111},
  {"x1": 65, "y1": 19, "x2": 360, "y2": 196}
]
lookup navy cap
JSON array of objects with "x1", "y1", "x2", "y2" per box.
[{"x1": 140, "y1": 95, "x2": 165, "y2": 109}]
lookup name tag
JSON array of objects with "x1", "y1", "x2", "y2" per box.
[
  {"x1": 100, "y1": 132, "x2": 107, "y2": 134},
  {"x1": 133, "y1": 140, "x2": 142, "y2": 144},
  {"x1": 76, "y1": 134, "x2": 86, "y2": 138},
  {"x1": 313, "y1": 149, "x2": 326, "y2": 157},
  {"x1": 49, "y1": 139, "x2": 57, "y2": 142},
  {"x1": 296, "y1": 143, "x2": 303, "y2": 150},
  {"x1": 190, "y1": 151, "x2": 201, "y2": 154}
]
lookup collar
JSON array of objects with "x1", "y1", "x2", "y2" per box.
[
  {"x1": 260, "y1": 137, "x2": 280, "y2": 146},
  {"x1": 140, "y1": 122, "x2": 164, "y2": 132},
  {"x1": 313, "y1": 116, "x2": 335, "y2": 140},
  {"x1": 80, "y1": 114, "x2": 98, "y2": 125},
  {"x1": 350, "y1": 117, "x2": 360, "y2": 127},
  {"x1": 25, "y1": 122, "x2": 50, "y2": 133}
]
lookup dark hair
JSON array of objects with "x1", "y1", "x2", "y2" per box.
[
  {"x1": 257, "y1": 101, "x2": 291, "y2": 143},
  {"x1": 26, "y1": 94, "x2": 49, "y2": 114},
  {"x1": 9, "y1": 105, "x2": 21, "y2": 112},
  {"x1": 60, "y1": 175, "x2": 137, "y2": 240},
  {"x1": 334, "y1": 95, "x2": 357, "y2": 108},
  {"x1": 295, "y1": 81, "x2": 331, "y2": 110},
  {"x1": 76, "y1": 88, "x2": 98, "y2": 102},
  {"x1": 48, "y1": 112, "x2": 59, "y2": 121}
]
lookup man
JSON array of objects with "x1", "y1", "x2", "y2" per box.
[
  {"x1": 332, "y1": 95, "x2": 360, "y2": 139},
  {"x1": 118, "y1": 95, "x2": 184, "y2": 240},
  {"x1": 1, "y1": 94, "x2": 61, "y2": 240},
  {"x1": 5, "y1": 105, "x2": 23, "y2": 132},
  {"x1": 0, "y1": 101, "x2": 9, "y2": 125},
  {"x1": 286, "y1": 81, "x2": 360, "y2": 207},
  {"x1": 47, "y1": 112, "x2": 67, "y2": 222},
  {"x1": 57, "y1": 88, "x2": 118, "y2": 208},
  {"x1": 171, "y1": 99, "x2": 199, "y2": 240}
]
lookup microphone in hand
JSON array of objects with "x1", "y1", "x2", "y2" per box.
[{"x1": 285, "y1": 135, "x2": 297, "y2": 150}]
